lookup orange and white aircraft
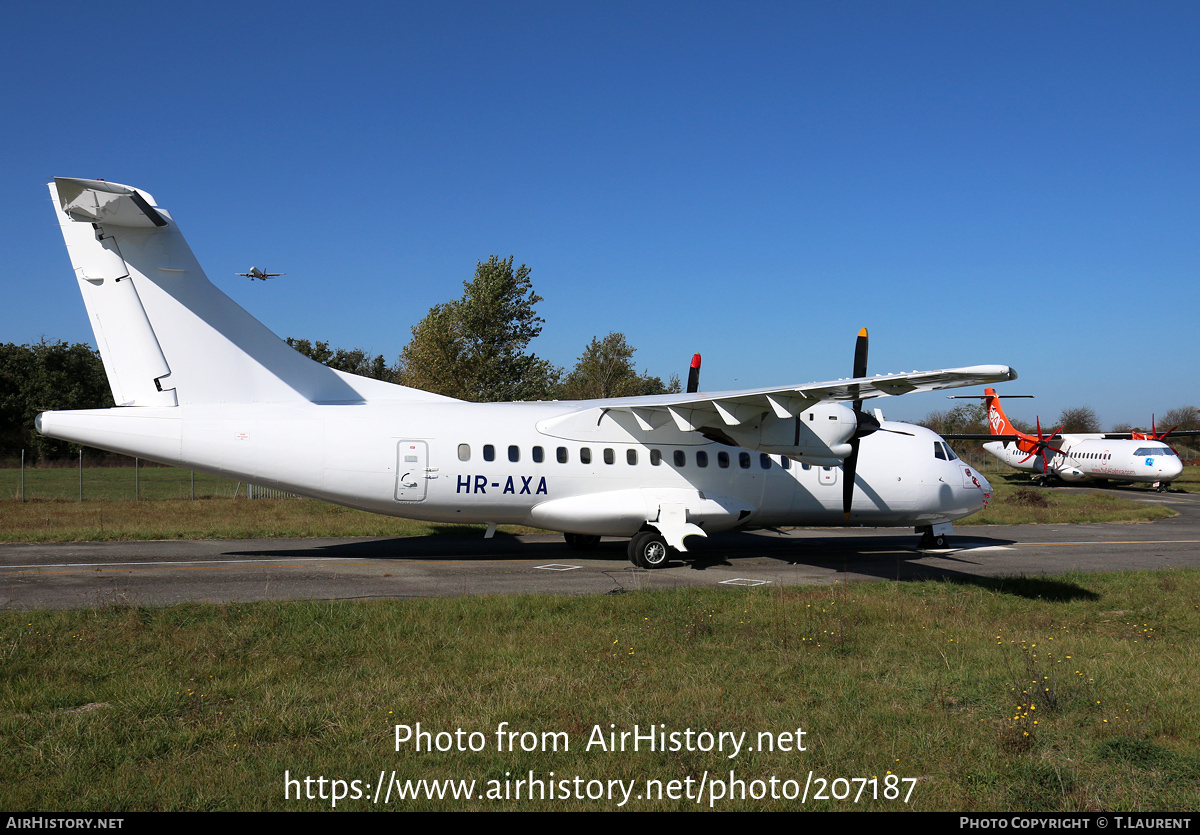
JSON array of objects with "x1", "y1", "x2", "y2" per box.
[{"x1": 949, "y1": 389, "x2": 1188, "y2": 491}]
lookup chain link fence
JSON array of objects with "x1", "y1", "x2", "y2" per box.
[{"x1": 0, "y1": 450, "x2": 299, "y2": 501}]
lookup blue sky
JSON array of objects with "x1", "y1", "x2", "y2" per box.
[{"x1": 4, "y1": 1, "x2": 1197, "y2": 428}]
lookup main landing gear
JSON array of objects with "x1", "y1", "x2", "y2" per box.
[
  {"x1": 627, "y1": 531, "x2": 673, "y2": 568},
  {"x1": 561, "y1": 530, "x2": 678, "y2": 568}
]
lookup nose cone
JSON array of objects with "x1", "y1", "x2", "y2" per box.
[
  {"x1": 967, "y1": 467, "x2": 993, "y2": 513},
  {"x1": 1163, "y1": 455, "x2": 1184, "y2": 481},
  {"x1": 976, "y1": 469, "x2": 993, "y2": 500}
]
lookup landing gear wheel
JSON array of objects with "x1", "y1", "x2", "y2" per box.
[
  {"x1": 564, "y1": 533, "x2": 601, "y2": 550},
  {"x1": 918, "y1": 531, "x2": 949, "y2": 549},
  {"x1": 628, "y1": 531, "x2": 671, "y2": 568}
]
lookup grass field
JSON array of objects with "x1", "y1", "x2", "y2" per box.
[
  {"x1": 2, "y1": 466, "x2": 1195, "y2": 811},
  {"x1": 2, "y1": 569, "x2": 1198, "y2": 811}
]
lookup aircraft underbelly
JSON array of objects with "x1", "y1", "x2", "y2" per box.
[{"x1": 530, "y1": 488, "x2": 753, "y2": 536}]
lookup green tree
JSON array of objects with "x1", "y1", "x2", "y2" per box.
[
  {"x1": 1160, "y1": 405, "x2": 1200, "y2": 432},
  {"x1": 919, "y1": 402, "x2": 989, "y2": 436},
  {"x1": 1056, "y1": 405, "x2": 1100, "y2": 433},
  {"x1": 0, "y1": 340, "x2": 113, "y2": 459},
  {"x1": 559, "y1": 332, "x2": 680, "y2": 400},
  {"x1": 285, "y1": 338, "x2": 395, "y2": 381},
  {"x1": 398, "y1": 256, "x2": 560, "y2": 401}
]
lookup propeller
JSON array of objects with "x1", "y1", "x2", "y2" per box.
[
  {"x1": 1130, "y1": 415, "x2": 1181, "y2": 453},
  {"x1": 1017, "y1": 417, "x2": 1066, "y2": 472},
  {"x1": 686, "y1": 353, "x2": 702, "y2": 394},
  {"x1": 1148, "y1": 415, "x2": 1179, "y2": 442},
  {"x1": 843, "y1": 330, "x2": 869, "y2": 518},
  {"x1": 842, "y1": 328, "x2": 913, "y2": 519}
]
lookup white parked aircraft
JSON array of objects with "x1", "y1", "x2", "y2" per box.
[
  {"x1": 39, "y1": 177, "x2": 1017, "y2": 564},
  {"x1": 947, "y1": 388, "x2": 1187, "y2": 491}
]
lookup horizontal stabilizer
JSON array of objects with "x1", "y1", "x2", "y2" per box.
[{"x1": 54, "y1": 178, "x2": 167, "y2": 228}]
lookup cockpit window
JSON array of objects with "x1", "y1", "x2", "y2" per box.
[
  {"x1": 1134, "y1": 447, "x2": 1176, "y2": 457},
  {"x1": 933, "y1": 442, "x2": 959, "y2": 461}
]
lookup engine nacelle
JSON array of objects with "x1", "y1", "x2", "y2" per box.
[{"x1": 725, "y1": 401, "x2": 857, "y2": 466}]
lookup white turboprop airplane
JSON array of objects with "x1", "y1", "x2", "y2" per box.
[
  {"x1": 946, "y1": 388, "x2": 1187, "y2": 491},
  {"x1": 38, "y1": 177, "x2": 1017, "y2": 564}
]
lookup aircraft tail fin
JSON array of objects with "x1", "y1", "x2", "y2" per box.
[
  {"x1": 49, "y1": 178, "x2": 447, "y2": 407},
  {"x1": 983, "y1": 387, "x2": 1022, "y2": 438}
]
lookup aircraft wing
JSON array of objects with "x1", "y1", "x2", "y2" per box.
[
  {"x1": 1101, "y1": 430, "x2": 1200, "y2": 440},
  {"x1": 596, "y1": 364, "x2": 1016, "y2": 432},
  {"x1": 940, "y1": 433, "x2": 1026, "y2": 441}
]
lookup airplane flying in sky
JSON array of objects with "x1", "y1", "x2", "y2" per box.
[
  {"x1": 946, "y1": 388, "x2": 1189, "y2": 491},
  {"x1": 38, "y1": 177, "x2": 1017, "y2": 564},
  {"x1": 238, "y1": 267, "x2": 284, "y2": 280}
]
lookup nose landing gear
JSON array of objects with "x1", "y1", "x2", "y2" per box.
[{"x1": 917, "y1": 524, "x2": 951, "y2": 550}]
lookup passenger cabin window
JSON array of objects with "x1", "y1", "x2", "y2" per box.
[
  {"x1": 580, "y1": 448, "x2": 592, "y2": 464},
  {"x1": 696, "y1": 451, "x2": 708, "y2": 468},
  {"x1": 508, "y1": 445, "x2": 520, "y2": 463},
  {"x1": 673, "y1": 450, "x2": 686, "y2": 467},
  {"x1": 457, "y1": 444, "x2": 470, "y2": 462},
  {"x1": 532, "y1": 446, "x2": 544, "y2": 463},
  {"x1": 739, "y1": 452, "x2": 751, "y2": 469},
  {"x1": 717, "y1": 451, "x2": 730, "y2": 468},
  {"x1": 483, "y1": 444, "x2": 495, "y2": 462},
  {"x1": 650, "y1": 449, "x2": 662, "y2": 466},
  {"x1": 760, "y1": 453, "x2": 771, "y2": 469},
  {"x1": 604, "y1": 448, "x2": 615, "y2": 465},
  {"x1": 627, "y1": 449, "x2": 638, "y2": 465},
  {"x1": 557, "y1": 447, "x2": 569, "y2": 464}
]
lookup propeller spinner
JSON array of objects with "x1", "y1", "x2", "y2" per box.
[{"x1": 1018, "y1": 417, "x2": 1065, "y2": 473}]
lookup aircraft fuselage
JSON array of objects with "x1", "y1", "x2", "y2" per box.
[
  {"x1": 39, "y1": 400, "x2": 991, "y2": 535},
  {"x1": 983, "y1": 436, "x2": 1182, "y2": 485}
]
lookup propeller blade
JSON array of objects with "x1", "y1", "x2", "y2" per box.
[
  {"x1": 686, "y1": 353, "x2": 701, "y2": 394},
  {"x1": 1155, "y1": 418, "x2": 1179, "y2": 441},
  {"x1": 852, "y1": 328, "x2": 868, "y2": 411},
  {"x1": 845, "y1": 328, "x2": 869, "y2": 518},
  {"x1": 843, "y1": 437, "x2": 859, "y2": 519}
]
